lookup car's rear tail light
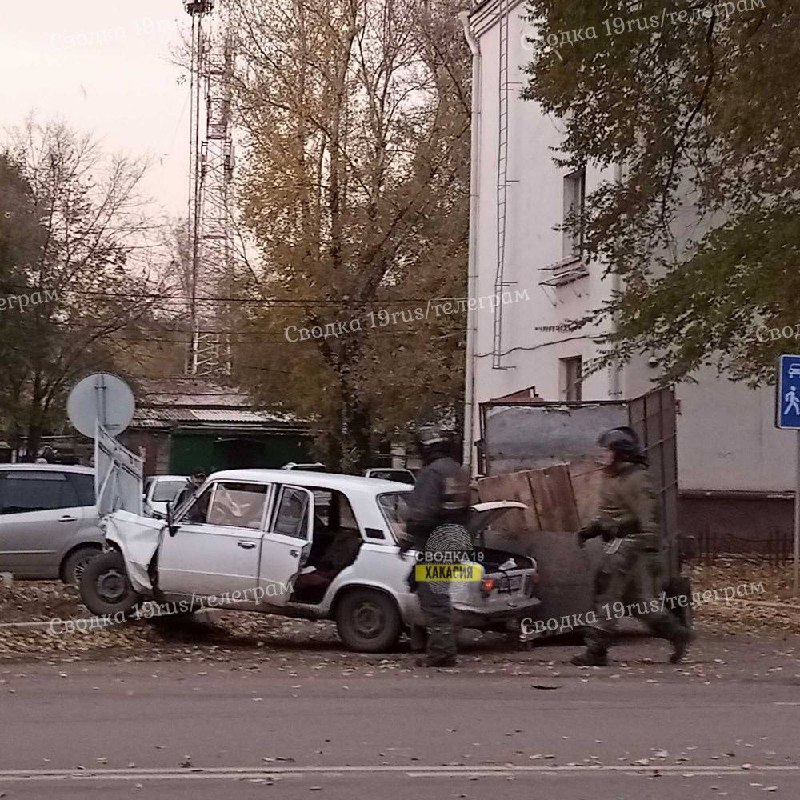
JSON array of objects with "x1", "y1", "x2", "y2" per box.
[{"x1": 480, "y1": 578, "x2": 495, "y2": 597}]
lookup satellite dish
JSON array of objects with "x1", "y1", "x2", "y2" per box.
[{"x1": 67, "y1": 373, "x2": 135, "y2": 439}]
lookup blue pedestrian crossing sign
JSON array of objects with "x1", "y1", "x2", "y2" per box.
[{"x1": 777, "y1": 355, "x2": 800, "y2": 429}]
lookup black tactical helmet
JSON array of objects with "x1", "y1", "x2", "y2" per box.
[
  {"x1": 417, "y1": 424, "x2": 447, "y2": 448},
  {"x1": 598, "y1": 426, "x2": 644, "y2": 461},
  {"x1": 415, "y1": 424, "x2": 451, "y2": 462}
]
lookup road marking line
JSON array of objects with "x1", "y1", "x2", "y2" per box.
[{"x1": 1, "y1": 765, "x2": 800, "y2": 783}]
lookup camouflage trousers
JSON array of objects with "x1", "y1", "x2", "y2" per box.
[
  {"x1": 416, "y1": 580, "x2": 457, "y2": 662},
  {"x1": 585, "y1": 538, "x2": 687, "y2": 654}
]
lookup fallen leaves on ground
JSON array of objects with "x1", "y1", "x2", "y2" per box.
[
  {"x1": 689, "y1": 557, "x2": 800, "y2": 635},
  {"x1": 1, "y1": 556, "x2": 799, "y2": 662}
]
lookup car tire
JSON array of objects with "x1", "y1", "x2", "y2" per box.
[
  {"x1": 335, "y1": 589, "x2": 402, "y2": 653},
  {"x1": 62, "y1": 546, "x2": 102, "y2": 586},
  {"x1": 79, "y1": 550, "x2": 140, "y2": 618}
]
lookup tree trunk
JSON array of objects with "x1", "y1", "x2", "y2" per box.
[
  {"x1": 26, "y1": 424, "x2": 43, "y2": 462},
  {"x1": 348, "y1": 402, "x2": 373, "y2": 473}
]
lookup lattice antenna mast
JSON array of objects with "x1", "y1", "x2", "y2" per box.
[
  {"x1": 184, "y1": 0, "x2": 234, "y2": 377},
  {"x1": 492, "y1": 0, "x2": 516, "y2": 370}
]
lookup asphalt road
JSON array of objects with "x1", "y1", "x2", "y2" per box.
[{"x1": 1, "y1": 634, "x2": 799, "y2": 799}]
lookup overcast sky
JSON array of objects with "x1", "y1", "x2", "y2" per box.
[{"x1": 0, "y1": 1, "x2": 191, "y2": 219}]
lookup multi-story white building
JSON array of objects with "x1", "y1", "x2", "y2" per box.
[{"x1": 460, "y1": 0, "x2": 797, "y2": 540}]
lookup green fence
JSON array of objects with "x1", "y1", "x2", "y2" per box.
[{"x1": 169, "y1": 432, "x2": 311, "y2": 475}]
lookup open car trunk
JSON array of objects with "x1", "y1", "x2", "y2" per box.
[{"x1": 468, "y1": 501, "x2": 536, "y2": 572}]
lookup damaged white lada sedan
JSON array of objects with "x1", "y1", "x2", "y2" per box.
[{"x1": 79, "y1": 470, "x2": 540, "y2": 652}]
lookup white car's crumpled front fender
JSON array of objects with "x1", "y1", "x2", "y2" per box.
[{"x1": 101, "y1": 510, "x2": 166, "y2": 594}]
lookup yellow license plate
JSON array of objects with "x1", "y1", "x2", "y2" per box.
[{"x1": 414, "y1": 564, "x2": 480, "y2": 583}]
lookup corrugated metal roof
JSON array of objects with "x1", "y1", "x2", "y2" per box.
[
  {"x1": 128, "y1": 376, "x2": 309, "y2": 431},
  {"x1": 132, "y1": 407, "x2": 302, "y2": 428}
]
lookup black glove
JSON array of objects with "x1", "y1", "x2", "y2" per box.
[
  {"x1": 405, "y1": 564, "x2": 418, "y2": 593},
  {"x1": 616, "y1": 518, "x2": 640, "y2": 538},
  {"x1": 578, "y1": 521, "x2": 604, "y2": 543},
  {"x1": 398, "y1": 535, "x2": 415, "y2": 556}
]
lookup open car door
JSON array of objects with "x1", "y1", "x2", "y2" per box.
[
  {"x1": 156, "y1": 480, "x2": 271, "y2": 598},
  {"x1": 258, "y1": 485, "x2": 314, "y2": 607}
]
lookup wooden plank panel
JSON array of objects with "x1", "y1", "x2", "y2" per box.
[
  {"x1": 475, "y1": 474, "x2": 508, "y2": 503},
  {"x1": 568, "y1": 457, "x2": 604, "y2": 528},
  {"x1": 527, "y1": 464, "x2": 580, "y2": 532}
]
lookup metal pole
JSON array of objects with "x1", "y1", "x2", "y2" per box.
[
  {"x1": 94, "y1": 375, "x2": 108, "y2": 430},
  {"x1": 794, "y1": 431, "x2": 800, "y2": 595},
  {"x1": 459, "y1": 11, "x2": 481, "y2": 473}
]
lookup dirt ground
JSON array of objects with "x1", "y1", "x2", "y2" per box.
[
  {"x1": 685, "y1": 558, "x2": 800, "y2": 635},
  {"x1": 1, "y1": 557, "x2": 799, "y2": 665}
]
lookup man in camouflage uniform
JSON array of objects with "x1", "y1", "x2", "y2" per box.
[
  {"x1": 572, "y1": 427, "x2": 694, "y2": 667},
  {"x1": 400, "y1": 425, "x2": 471, "y2": 668}
]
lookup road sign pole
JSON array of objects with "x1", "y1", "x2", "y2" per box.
[
  {"x1": 775, "y1": 355, "x2": 800, "y2": 594},
  {"x1": 795, "y1": 431, "x2": 800, "y2": 596}
]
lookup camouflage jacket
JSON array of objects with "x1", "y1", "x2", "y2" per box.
[{"x1": 592, "y1": 462, "x2": 661, "y2": 551}]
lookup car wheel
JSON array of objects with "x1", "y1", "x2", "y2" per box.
[
  {"x1": 62, "y1": 546, "x2": 102, "y2": 586},
  {"x1": 335, "y1": 589, "x2": 402, "y2": 653},
  {"x1": 79, "y1": 550, "x2": 140, "y2": 618}
]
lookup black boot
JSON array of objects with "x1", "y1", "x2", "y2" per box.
[
  {"x1": 409, "y1": 626, "x2": 427, "y2": 653},
  {"x1": 669, "y1": 628, "x2": 696, "y2": 664},
  {"x1": 570, "y1": 649, "x2": 608, "y2": 667}
]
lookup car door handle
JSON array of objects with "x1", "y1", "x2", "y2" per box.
[
  {"x1": 289, "y1": 549, "x2": 299, "y2": 557},
  {"x1": 237, "y1": 541, "x2": 257, "y2": 550},
  {"x1": 58, "y1": 516, "x2": 78, "y2": 523}
]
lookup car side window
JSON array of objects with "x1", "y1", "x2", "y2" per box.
[
  {"x1": 0, "y1": 472, "x2": 79, "y2": 514},
  {"x1": 206, "y1": 483, "x2": 269, "y2": 530},
  {"x1": 271, "y1": 487, "x2": 310, "y2": 539},
  {"x1": 306, "y1": 490, "x2": 359, "y2": 539},
  {"x1": 69, "y1": 473, "x2": 96, "y2": 507},
  {"x1": 180, "y1": 483, "x2": 269, "y2": 530}
]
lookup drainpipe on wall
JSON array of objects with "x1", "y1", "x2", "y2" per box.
[
  {"x1": 609, "y1": 161, "x2": 624, "y2": 399},
  {"x1": 459, "y1": 10, "x2": 482, "y2": 474}
]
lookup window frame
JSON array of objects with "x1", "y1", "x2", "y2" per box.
[
  {"x1": 268, "y1": 484, "x2": 314, "y2": 541},
  {"x1": 177, "y1": 479, "x2": 274, "y2": 532},
  {"x1": 377, "y1": 490, "x2": 413, "y2": 543},
  {"x1": 562, "y1": 165, "x2": 587, "y2": 260},
  {"x1": 559, "y1": 356, "x2": 584, "y2": 403}
]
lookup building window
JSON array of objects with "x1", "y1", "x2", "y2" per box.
[
  {"x1": 562, "y1": 166, "x2": 586, "y2": 260},
  {"x1": 560, "y1": 356, "x2": 583, "y2": 402}
]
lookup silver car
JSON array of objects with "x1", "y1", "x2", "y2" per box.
[
  {"x1": 0, "y1": 464, "x2": 103, "y2": 584},
  {"x1": 80, "y1": 470, "x2": 540, "y2": 652}
]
